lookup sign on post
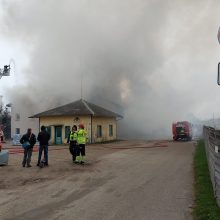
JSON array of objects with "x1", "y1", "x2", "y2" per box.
[{"x1": 218, "y1": 27, "x2": 220, "y2": 85}]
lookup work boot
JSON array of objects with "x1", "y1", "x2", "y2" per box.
[
  {"x1": 81, "y1": 156, "x2": 86, "y2": 165},
  {"x1": 75, "y1": 156, "x2": 80, "y2": 164},
  {"x1": 22, "y1": 161, "x2": 26, "y2": 167}
]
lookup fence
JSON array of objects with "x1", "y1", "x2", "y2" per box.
[{"x1": 203, "y1": 126, "x2": 220, "y2": 206}]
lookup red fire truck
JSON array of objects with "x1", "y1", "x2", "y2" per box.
[{"x1": 172, "y1": 121, "x2": 193, "y2": 141}]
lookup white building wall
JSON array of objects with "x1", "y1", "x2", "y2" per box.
[{"x1": 11, "y1": 105, "x2": 39, "y2": 137}]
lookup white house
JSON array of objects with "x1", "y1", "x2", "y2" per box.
[{"x1": 11, "y1": 103, "x2": 39, "y2": 138}]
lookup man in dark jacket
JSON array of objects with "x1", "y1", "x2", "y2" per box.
[
  {"x1": 67, "y1": 125, "x2": 78, "y2": 162},
  {"x1": 20, "y1": 128, "x2": 36, "y2": 168},
  {"x1": 37, "y1": 125, "x2": 50, "y2": 166}
]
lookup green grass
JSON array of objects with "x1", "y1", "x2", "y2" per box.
[{"x1": 193, "y1": 140, "x2": 220, "y2": 220}]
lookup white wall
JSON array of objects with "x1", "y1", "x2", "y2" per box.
[{"x1": 11, "y1": 104, "x2": 39, "y2": 137}]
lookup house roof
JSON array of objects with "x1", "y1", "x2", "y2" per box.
[{"x1": 30, "y1": 99, "x2": 123, "y2": 119}]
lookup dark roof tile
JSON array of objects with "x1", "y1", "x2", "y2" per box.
[{"x1": 30, "y1": 99, "x2": 123, "y2": 118}]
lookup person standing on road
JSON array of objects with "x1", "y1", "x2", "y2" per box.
[
  {"x1": 0, "y1": 127, "x2": 4, "y2": 142},
  {"x1": 37, "y1": 125, "x2": 50, "y2": 166},
  {"x1": 67, "y1": 125, "x2": 78, "y2": 162},
  {"x1": 75, "y1": 123, "x2": 87, "y2": 164},
  {"x1": 20, "y1": 128, "x2": 36, "y2": 168}
]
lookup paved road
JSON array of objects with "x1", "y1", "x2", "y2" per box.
[{"x1": 0, "y1": 140, "x2": 194, "y2": 220}]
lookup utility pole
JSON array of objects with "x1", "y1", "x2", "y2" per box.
[
  {"x1": 217, "y1": 27, "x2": 220, "y2": 84},
  {"x1": 79, "y1": 55, "x2": 84, "y2": 100},
  {"x1": 81, "y1": 72, "x2": 83, "y2": 99}
]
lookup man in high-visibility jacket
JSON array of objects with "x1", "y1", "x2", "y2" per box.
[
  {"x1": 67, "y1": 125, "x2": 78, "y2": 162},
  {"x1": 75, "y1": 123, "x2": 87, "y2": 164}
]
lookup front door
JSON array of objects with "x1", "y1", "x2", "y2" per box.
[{"x1": 55, "y1": 126, "x2": 62, "y2": 145}]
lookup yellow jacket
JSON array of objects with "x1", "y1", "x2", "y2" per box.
[{"x1": 77, "y1": 129, "x2": 87, "y2": 144}]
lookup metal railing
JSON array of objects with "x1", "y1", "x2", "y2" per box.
[{"x1": 204, "y1": 126, "x2": 220, "y2": 206}]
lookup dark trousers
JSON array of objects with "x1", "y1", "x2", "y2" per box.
[
  {"x1": 38, "y1": 145, "x2": 48, "y2": 165},
  {"x1": 69, "y1": 141, "x2": 77, "y2": 161},
  {"x1": 23, "y1": 147, "x2": 33, "y2": 166},
  {"x1": 76, "y1": 144, "x2": 85, "y2": 156}
]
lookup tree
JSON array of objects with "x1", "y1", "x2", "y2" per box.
[{"x1": 0, "y1": 106, "x2": 11, "y2": 140}]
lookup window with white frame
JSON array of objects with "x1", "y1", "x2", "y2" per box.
[
  {"x1": 109, "y1": 124, "x2": 113, "y2": 137},
  {"x1": 46, "y1": 126, "x2": 51, "y2": 139},
  {"x1": 97, "y1": 125, "x2": 102, "y2": 138},
  {"x1": 16, "y1": 128, "x2": 20, "y2": 134},
  {"x1": 65, "y1": 126, "x2": 70, "y2": 138},
  {"x1": 15, "y1": 113, "x2": 20, "y2": 121}
]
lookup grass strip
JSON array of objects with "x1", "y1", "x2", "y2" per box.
[{"x1": 193, "y1": 140, "x2": 220, "y2": 220}]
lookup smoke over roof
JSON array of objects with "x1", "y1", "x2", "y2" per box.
[{"x1": 1, "y1": 0, "x2": 220, "y2": 138}]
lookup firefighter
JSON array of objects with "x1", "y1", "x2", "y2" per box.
[
  {"x1": 75, "y1": 123, "x2": 87, "y2": 164},
  {"x1": 67, "y1": 125, "x2": 78, "y2": 162}
]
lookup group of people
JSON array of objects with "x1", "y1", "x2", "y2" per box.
[
  {"x1": 19, "y1": 123, "x2": 87, "y2": 168},
  {"x1": 67, "y1": 123, "x2": 87, "y2": 164},
  {"x1": 20, "y1": 125, "x2": 50, "y2": 168}
]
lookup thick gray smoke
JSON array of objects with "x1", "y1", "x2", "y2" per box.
[{"x1": 1, "y1": 0, "x2": 220, "y2": 139}]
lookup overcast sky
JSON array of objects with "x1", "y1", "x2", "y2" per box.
[{"x1": 0, "y1": 0, "x2": 220, "y2": 138}]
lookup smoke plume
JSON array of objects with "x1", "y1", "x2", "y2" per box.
[{"x1": 1, "y1": 0, "x2": 220, "y2": 138}]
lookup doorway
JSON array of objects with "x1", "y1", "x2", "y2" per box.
[{"x1": 55, "y1": 126, "x2": 62, "y2": 145}]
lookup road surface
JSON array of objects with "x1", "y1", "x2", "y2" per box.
[{"x1": 0, "y1": 140, "x2": 194, "y2": 220}]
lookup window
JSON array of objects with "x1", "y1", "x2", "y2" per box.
[
  {"x1": 45, "y1": 126, "x2": 51, "y2": 139},
  {"x1": 16, "y1": 128, "x2": 20, "y2": 134},
  {"x1": 65, "y1": 126, "x2": 70, "y2": 138},
  {"x1": 97, "y1": 125, "x2": 102, "y2": 138},
  {"x1": 109, "y1": 125, "x2": 113, "y2": 137},
  {"x1": 15, "y1": 113, "x2": 20, "y2": 121}
]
